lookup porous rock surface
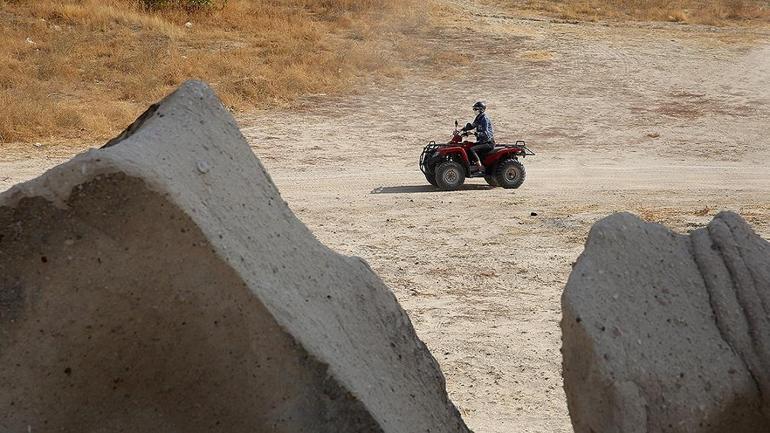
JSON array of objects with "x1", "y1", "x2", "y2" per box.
[
  {"x1": 0, "y1": 81, "x2": 471, "y2": 433},
  {"x1": 562, "y1": 212, "x2": 770, "y2": 433}
]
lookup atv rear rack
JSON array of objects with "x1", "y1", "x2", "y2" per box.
[{"x1": 499, "y1": 141, "x2": 536, "y2": 156}]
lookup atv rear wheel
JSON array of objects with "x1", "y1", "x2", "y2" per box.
[
  {"x1": 484, "y1": 175, "x2": 499, "y2": 187},
  {"x1": 435, "y1": 160, "x2": 465, "y2": 191},
  {"x1": 495, "y1": 158, "x2": 526, "y2": 189}
]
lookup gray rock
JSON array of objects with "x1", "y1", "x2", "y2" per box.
[
  {"x1": 0, "y1": 81, "x2": 471, "y2": 433},
  {"x1": 562, "y1": 212, "x2": 770, "y2": 433}
]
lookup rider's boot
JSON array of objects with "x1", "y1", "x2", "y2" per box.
[{"x1": 471, "y1": 161, "x2": 485, "y2": 174}]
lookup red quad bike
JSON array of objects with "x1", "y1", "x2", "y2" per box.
[{"x1": 420, "y1": 121, "x2": 535, "y2": 190}]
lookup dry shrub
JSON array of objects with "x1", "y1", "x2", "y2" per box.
[
  {"x1": 519, "y1": 50, "x2": 553, "y2": 61},
  {"x1": 487, "y1": 0, "x2": 770, "y2": 24},
  {"x1": 693, "y1": 206, "x2": 712, "y2": 216},
  {"x1": 430, "y1": 51, "x2": 472, "y2": 66},
  {"x1": 639, "y1": 208, "x2": 668, "y2": 223},
  {"x1": 0, "y1": 0, "x2": 423, "y2": 143}
]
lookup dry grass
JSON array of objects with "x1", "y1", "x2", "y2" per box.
[
  {"x1": 0, "y1": 0, "x2": 423, "y2": 143},
  {"x1": 487, "y1": 0, "x2": 770, "y2": 25}
]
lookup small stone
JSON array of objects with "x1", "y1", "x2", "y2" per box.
[{"x1": 196, "y1": 160, "x2": 211, "y2": 174}]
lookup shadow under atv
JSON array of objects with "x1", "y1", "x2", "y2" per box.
[{"x1": 370, "y1": 184, "x2": 494, "y2": 194}]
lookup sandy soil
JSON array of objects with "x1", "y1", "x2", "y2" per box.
[{"x1": 1, "y1": 2, "x2": 769, "y2": 432}]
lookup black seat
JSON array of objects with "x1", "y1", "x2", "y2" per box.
[{"x1": 476, "y1": 146, "x2": 493, "y2": 159}]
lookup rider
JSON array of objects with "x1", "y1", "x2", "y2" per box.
[{"x1": 460, "y1": 101, "x2": 495, "y2": 171}]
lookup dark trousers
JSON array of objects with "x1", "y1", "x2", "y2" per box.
[{"x1": 469, "y1": 143, "x2": 494, "y2": 165}]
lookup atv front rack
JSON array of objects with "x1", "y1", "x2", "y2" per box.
[{"x1": 419, "y1": 141, "x2": 443, "y2": 175}]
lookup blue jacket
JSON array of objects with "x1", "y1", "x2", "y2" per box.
[{"x1": 463, "y1": 113, "x2": 494, "y2": 144}]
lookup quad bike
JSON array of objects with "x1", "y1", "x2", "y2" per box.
[{"x1": 419, "y1": 121, "x2": 535, "y2": 190}]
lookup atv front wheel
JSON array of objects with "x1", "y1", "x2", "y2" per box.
[
  {"x1": 435, "y1": 160, "x2": 465, "y2": 191},
  {"x1": 495, "y1": 159, "x2": 526, "y2": 189},
  {"x1": 425, "y1": 170, "x2": 438, "y2": 187},
  {"x1": 484, "y1": 175, "x2": 499, "y2": 187}
]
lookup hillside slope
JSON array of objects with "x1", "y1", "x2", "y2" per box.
[
  {"x1": 0, "y1": 0, "x2": 421, "y2": 143},
  {"x1": 484, "y1": 0, "x2": 770, "y2": 24}
]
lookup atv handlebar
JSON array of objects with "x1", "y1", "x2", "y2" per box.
[{"x1": 455, "y1": 129, "x2": 473, "y2": 137}]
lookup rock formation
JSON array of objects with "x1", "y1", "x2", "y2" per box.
[
  {"x1": 0, "y1": 81, "x2": 471, "y2": 433},
  {"x1": 562, "y1": 212, "x2": 770, "y2": 433}
]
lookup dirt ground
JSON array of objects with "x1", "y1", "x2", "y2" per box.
[{"x1": 1, "y1": 1, "x2": 769, "y2": 432}]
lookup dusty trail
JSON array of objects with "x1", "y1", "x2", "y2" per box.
[
  {"x1": 248, "y1": 8, "x2": 770, "y2": 432},
  {"x1": 1, "y1": 2, "x2": 769, "y2": 432}
]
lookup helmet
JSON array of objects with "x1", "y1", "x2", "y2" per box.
[{"x1": 472, "y1": 101, "x2": 486, "y2": 114}]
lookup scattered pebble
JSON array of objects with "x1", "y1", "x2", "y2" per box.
[{"x1": 196, "y1": 160, "x2": 211, "y2": 174}]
